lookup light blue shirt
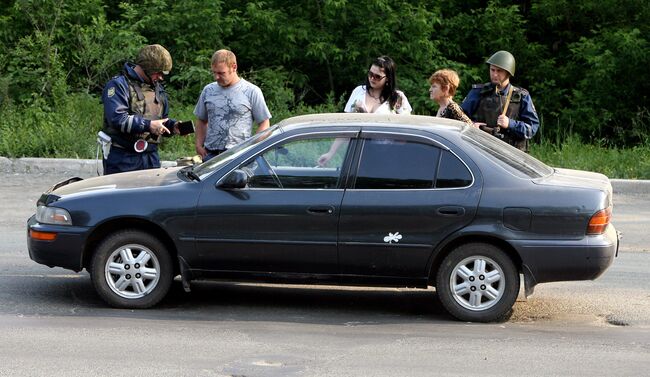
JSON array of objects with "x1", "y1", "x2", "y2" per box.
[{"x1": 194, "y1": 78, "x2": 271, "y2": 150}]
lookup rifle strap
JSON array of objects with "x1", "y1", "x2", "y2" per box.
[{"x1": 501, "y1": 85, "x2": 514, "y2": 116}]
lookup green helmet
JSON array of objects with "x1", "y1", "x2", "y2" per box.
[
  {"x1": 136, "y1": 44, "x2": 172, "y2": 75},
  {"x1": 486, "y1": 50, "x2": 515, "y2": 77}
]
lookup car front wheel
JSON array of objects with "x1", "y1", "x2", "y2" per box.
[
  {"x1": 436, "y1": 243, "x2": 519, "y2": 322},
  {"x1": 91, "y1": 230, "x2": 173, "y2": 309}
]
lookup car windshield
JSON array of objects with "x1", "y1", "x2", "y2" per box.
[
  {"x1": 462, "y1": 126, "x2": 553, "y2": 179},
  {"x1": 193, "y1": 125, "x2": 281, "y2": 179}
]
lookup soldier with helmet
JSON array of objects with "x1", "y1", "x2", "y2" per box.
[
  {"x1": 101, "y1": 44, "x2": 181, "y2": 174},
  {"x1": 461, "y1": 50, "x2": 540, "y2": 152}
]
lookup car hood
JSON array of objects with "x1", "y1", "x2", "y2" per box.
[{"x1": 49, "y1": 167, "x2": 185, "y2": 196}]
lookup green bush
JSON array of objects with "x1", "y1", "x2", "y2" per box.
[
  {"x1": 0, "y1": 93, "x2": 101, "y2": 158},
  {"x1": 0, "y1": 93, "x2": 345, "y2": 161},
  {"x1": 1, "y1": 92, "x2": 648, "y2": 179},
  {"x1": 1, "y1": 0, "x2": 649, "y2": 177},
  {"x1": 530, "y1": 135, "x2": 650, "y2": 179}
]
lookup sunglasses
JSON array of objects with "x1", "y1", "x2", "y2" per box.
[{"x1": 367, "y1": 71, "x2": 386, "y2": 81}]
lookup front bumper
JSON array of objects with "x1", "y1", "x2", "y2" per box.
[
  {"x1": 27, "y1": 215, "x2": 91, "y2": 272},
  {"x1": 514, "y1": 223, "x2": 619, "y2": 285}
]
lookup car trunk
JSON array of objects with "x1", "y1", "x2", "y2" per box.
[{"x1": 533, "y1": 168, "x2": 613, "y2": 206}]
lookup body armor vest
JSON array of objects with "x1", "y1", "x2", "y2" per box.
[
  {"x1": 475, "y1": 83, "x2": 528, "y2": 151},
  {"x1": 103, "y1": 74, "x2": 165, "y2": 151}
]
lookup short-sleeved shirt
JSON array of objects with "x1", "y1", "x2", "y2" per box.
[
  {"x1": 344, "y1": 85, "x2": 412, "y2": 114},
  {"x1": 194, "y1": 78, "x2": 272, "y2": 150}
]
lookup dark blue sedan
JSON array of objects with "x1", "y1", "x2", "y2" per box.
[{"x1": 27, "y1": 114, "x2": 619, "y2": 322}]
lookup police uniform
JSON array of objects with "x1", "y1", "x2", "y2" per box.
[
  {"x1": 101, "y1": 62, "x2": 175, "y2": 175},
  {"x1": 461, "y1": 82, "x2": 539, "y2": 152}
]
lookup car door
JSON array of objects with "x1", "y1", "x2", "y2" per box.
[
  {"x1": 193, "y1": 130, "x2": 358, "y2": 275},
  {"x1": 338, "y1": 130, "x2": 481, "y2": 279}
]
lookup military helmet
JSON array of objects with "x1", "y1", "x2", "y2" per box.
[
  {"x1": 486, "y1": 50, "x2": 516, "y2": 77},
  {"x1": 136, "y1": 44, "x2": 172, "y2": 75}
]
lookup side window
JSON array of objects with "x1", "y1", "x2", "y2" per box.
[
  {"x1": 435, "y1": 150, "x2": 473, "y2": 188},
  {"x1": 243, "y1": 137, "x2": 351, "y2": 189},
  {"x1": 355, "y1": 138, "x2": 440, "y2": 189}
]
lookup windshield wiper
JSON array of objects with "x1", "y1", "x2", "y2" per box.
[{"x1": 180, "y1": 166, "x2": 201, "y2": 182}]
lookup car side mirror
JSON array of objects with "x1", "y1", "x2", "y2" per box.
[{"x1": 218, "y1": 169, "x2": 249, "y2": 189}]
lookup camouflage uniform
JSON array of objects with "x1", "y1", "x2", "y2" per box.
[{"x1": 101, "y1": 45, "x2": 176, "y2": 174}]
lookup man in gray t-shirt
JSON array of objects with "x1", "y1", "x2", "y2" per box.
[{"x1": 194, "y1": 49, "x2": 271, "y2": 161}]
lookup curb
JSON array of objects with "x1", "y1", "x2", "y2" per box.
[
  {"x1": 0, "y1": 157, "x2": 177, "y2": 177},
  {"x1": 610, "y1": 179, "x2": 650, "y2": 195}
]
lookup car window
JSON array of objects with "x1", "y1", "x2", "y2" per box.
[
  {"x1": 243, "y1": 137, "x2": 351, "y2": 189},
  {"x1": 354, "y1": 138, "x2": 440, "y2": 189},
  {"x1": 462, "y1": 126, "x2": 553, "y2": 178},
  {"x1": 194, "y1": 125, "x2": 280, "y2": 178},
  {"x1": 435, "y1": 150, "x2": 473, "y2": 188}
]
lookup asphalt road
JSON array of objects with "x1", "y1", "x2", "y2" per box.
[{"x1": 1, "y1": 171, "x2": 649, "y2": 377}]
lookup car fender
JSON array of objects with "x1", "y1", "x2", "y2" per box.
[{"x1": 425, "y1": 224, "x2": 523, "y2": 283}]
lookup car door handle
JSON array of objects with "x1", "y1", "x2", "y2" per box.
[
  {"x1": 436, "y1": 206, "x2": 465, "y2": 216},
  {"x1": 307, "y1": 206, "x2": 335, "y2": 215}
]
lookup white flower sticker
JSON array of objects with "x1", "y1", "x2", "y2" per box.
[{"x1": 383, "y1": 232, "x2": 402, "y2": 244}]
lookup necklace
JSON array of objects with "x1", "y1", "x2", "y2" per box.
[{"x1": 368, "y1": 91, "x2": 381, "y2": 100}]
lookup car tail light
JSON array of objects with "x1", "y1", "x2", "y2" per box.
[
  {"x1": 587, "y1": 206, "x2": 612, "y2": 235},
  {"x1": 30, "y1": 230, "x2": 58, "y2": 241}
]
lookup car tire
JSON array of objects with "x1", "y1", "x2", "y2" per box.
[
  {"x1": 91, "y1": 230, "x2": 173, "y2": 309},
  {"x1": 436, "y1": 243, "x2": 519, "y2": 322}
]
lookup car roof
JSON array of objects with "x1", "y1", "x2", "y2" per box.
[{"x1": 276, "y1": 113, "x2": 467, "y2": 135}]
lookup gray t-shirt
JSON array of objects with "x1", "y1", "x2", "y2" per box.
[{"x1": 194, "y1": 78, "x2": 272, "y2": 150}]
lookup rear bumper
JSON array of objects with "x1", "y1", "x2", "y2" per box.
[
  {"x1": 27, "y1": 215, "x2": 90, "y2": 272},
  {"x1": 514, "y1": 224, "x2": 619, "y2": 285}
]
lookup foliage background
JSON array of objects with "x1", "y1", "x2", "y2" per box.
[{"x1": 0, "y1": 0, "x2": 648, "y2": 177}]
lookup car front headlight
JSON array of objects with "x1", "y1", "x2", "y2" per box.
[{"x1": 36, "y1": 205, "x2": 72, "y2": 225}]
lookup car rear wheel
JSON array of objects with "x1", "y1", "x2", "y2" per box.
[
  {"x1": 436, "y1": 243, "x2": 519, "y2": 322},
  {"x1": 91, "y1": 230, "x2": 173, "y2": 309}
]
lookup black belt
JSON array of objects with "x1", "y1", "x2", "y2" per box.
[
  {"x1": 112, "y1": 140, "x2": 157, "y2": 153},
  {"x1": 205, "y1": 147, "x2": 226, "y2": 155}
]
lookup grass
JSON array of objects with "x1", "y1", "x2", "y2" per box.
[
  {"x1": 530, "y1": 135, "x2": 650, "y2": 179},
  {"x1": 1, "y1": 96, "x2": 649, "y2": 179}
]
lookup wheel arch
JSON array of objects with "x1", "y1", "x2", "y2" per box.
[
  {"x1": 427, "y1": 234, "x2": 523, "y2": 285},
  {"x1": 82, "y1": 218, "x2": 179, "y2": 275}
]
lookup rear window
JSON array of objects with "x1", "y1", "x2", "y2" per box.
[{"x1": 462, "y1": 127, "x2": 553, "y2": 178}]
